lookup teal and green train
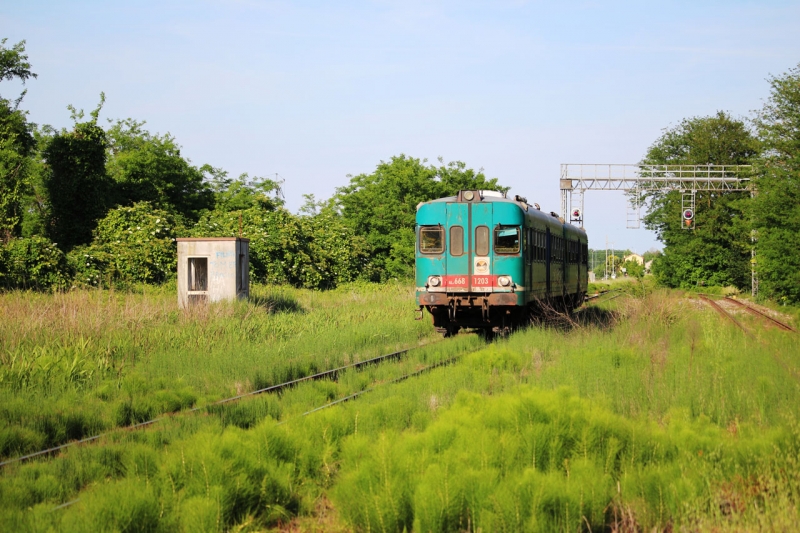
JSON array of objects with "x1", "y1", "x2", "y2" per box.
[{"x1": 415, "y1": 190, "x2": 588, "y2": 336}]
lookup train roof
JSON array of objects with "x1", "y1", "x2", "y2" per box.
[{"x1": 418, "y1": 190, "x2": 587, "y2": 236}]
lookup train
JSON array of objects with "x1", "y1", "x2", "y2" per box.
[{"x1": 415, "y1": 189, "x2": 589, "y2": 336}]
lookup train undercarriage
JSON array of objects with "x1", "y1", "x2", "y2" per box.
[{"x1": 417, "y1": 292, "x2": 585, "y2": 337}]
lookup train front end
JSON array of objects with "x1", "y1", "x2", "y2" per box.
[{"x1": 415, "y1": 190, "x2": 525, "y2": 336}]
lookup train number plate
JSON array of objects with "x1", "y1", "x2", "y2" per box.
[{"x1": 444, "y1": 276, "x2": 468, "y2": 287}]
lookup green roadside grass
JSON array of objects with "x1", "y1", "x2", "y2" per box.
[
  {"x1": 1, "y1": 284, "x2": 799, "y2": 531},
  {"x1": 0, "y1": 282, "x2": 435, "y2": 461}
]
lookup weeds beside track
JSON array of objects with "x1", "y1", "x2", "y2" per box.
[{"x1": 0, "y1": 340, "x2": 455, "y2": 468}]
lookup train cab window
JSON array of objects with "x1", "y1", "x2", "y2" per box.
[
  {"x1": 449, "y1": 226, "x2": 464, "y2": 256},
  {"x1": 494, "y1": 226, "x2": 520, "y2": 254},
  {"x1": 475, "y1": 226, "x2": 489, "y2": 256},
  {"x1": 419, "y1": 226, "x2": 444, "y2": 254}
]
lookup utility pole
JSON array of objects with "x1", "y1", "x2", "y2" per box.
[{"x1": 611, "y1": 241, "x2": 616, "y2": 279}]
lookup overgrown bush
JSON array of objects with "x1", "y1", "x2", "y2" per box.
[
  {"x1": 192, "y1": 206, "x2": 366, "y2": 289},
  {"x1": 68, "y1": 202, "x2": 181, "y2": 287},
  {"x1": 0, "y1": 236, "x2": 70, "y2": 290}
]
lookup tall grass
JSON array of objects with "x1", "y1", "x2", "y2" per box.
[
  {"x1": 0, "y1": 282, "x2": 433, "y2": 459},
  {"x1": 1, "y1": 286, "x2": 798, "y2": 531}
]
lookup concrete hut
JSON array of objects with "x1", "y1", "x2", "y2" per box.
[{"x1": 176, "y1": 237, "x2": 249, "y2": 308}]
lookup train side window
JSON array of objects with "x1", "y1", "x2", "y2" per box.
[
  {"x1": 536, "y1": 231, "x2": 543, "y2": 261},
  {"x1": 419, "y1": 226, "x2": 444, "y2": 254},
  {"x1": 475, "y1": 226, "x2": 489, "y2": 256},
  {"x1": 525, "y1": 228, "x2": 532, "y2": 263},
  {"x1": 449, "y1": 226, "x2": 464, "y2": 256},
  {"x1": 494, "y1": 226, "x2": 520, "y2": 254}
]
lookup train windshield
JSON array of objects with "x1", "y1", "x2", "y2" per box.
[
  {"x1": 419, "y1": 226, "x2": 444, "y2": 254},
  {"x1": 494, "y1": 226, "x2": 520, "y2": 254}
]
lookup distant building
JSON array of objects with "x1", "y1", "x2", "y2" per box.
[{"x1": 623, "y1": 253, "x2": 644, "y2": 265}]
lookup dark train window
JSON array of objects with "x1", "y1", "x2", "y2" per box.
[
  {"x1": 536, "y1": 230, "x2": 545, "y2": 262},
  {"x1": 494, "y1": 226, "x2": 520, "y2": 254},
  {"x1": 475, "y1": 226, "x2": 489, "y2": 256},
  {"x1": 526, "y1": 228, "x2": 533, "y2": 263},
  {"x1": 419, "y1": 226, "x2": 444, "y2": 254},
  {"x1": 450, "y1": 226, "x2": 464, "y2": 256}
]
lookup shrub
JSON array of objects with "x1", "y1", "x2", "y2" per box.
[
  {"x1": 68, "y1": 202, "x2": 181, "y2": 287},
  {"x1": 192, "y1": 206, "x2": 366, "y2": 289},
  {"x1": 0, "y1": 236, "x2": 70, "y2": 290}
]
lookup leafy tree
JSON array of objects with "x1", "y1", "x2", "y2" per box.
[
  {"x1": 42, "y1": 97, "x2": 112, "y2": 251},
  {"x1": 0, "y1": 38, "x2": 37, "y2": 91},
  {"x1": 106, "y1": 119, "x2": 213, "y2": 222},
  {"x1": 192, "y1": 203, "x2": 365, "y2": 290},
  {"x1": 752, "y1": 63, "x2": 800, "y2": 303},
  {"x1": 207, "y1": 168, "x2": 284, "y2": 213},
  {"x1": 0, "y1": 38, "x2": 37, "y2": 242},
  {"x1": 336, "y1": 155, "x2": 506, "y2": 280},
  {"x1": 641, "y1": 112, "x2": 759, "y2": 289}
]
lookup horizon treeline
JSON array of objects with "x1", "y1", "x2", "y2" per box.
[
  {"x1": 1, "y1": 38, "x2": 799, "y2": 303},
  {"x1": 0, "y1": 39, "x2": 503, "y2": 291}
]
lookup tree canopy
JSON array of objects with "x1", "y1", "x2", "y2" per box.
[
  {"x1": 641, "y1": 112, "x2": 759, "y2": 289},
  {"x1": 0, "y1": 39, "x2": 36, "y2": 242},
  {"x1": 751, "y1": 63, "x2": 800, "y2": 302},
  {"x1": 336, "y1": 155, "x2": 506, "y2": 280},
  {"x1": 106, "y1": 119, "x2": 214, "y2": 222}
]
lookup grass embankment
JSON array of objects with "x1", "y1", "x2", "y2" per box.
[
  {"x1": 0, "y1": 282, "x2": 436, "y2": 459},
  {"x1": 1, "y1": 284, "x2": 799, "y2": 531}
]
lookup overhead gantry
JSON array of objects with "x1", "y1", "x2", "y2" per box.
[{"x1": 558, "y1": 163, "x2": 756, "y2": 295}]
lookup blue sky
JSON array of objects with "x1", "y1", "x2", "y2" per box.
[{"x1": 3, "y1": 0, "x2": 799, "y2": 253}]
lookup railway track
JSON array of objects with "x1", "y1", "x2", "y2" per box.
[
  {"x1": 585, "y1": 288, "x2": 622, "y2": 303},
  {"x1": 698, "y1": 294, "x2": 799, "y2": 383},
  {"x1": 697, "y1": 294, "x2": 796, "y2": 336},
  {"x1": 724, "y1": 297, "x2": 796, "y2": 333},
  {"x1": 0, "y1": 337, "x2": 473, "y2": 469},
  {"x1": 697, "y1": 294, "x2": 753, "y2": 337}
]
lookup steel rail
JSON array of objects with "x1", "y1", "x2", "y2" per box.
[
  {"x1": 584, "y1": 289, "x2": 623, "y2": 306},
  {"x1": 697, "y1": 295, "x2": 753, "y2": 337},
  {"x1": 48, "y1": 351, "x2": 468, "y2": 512},
  {"x1": 281, "y1": 354, "x2": 462, "y2": 422},
  {"x1": 724, "y1": 297, "x2": 796, "y2": 333},
  {"x1": 0, "y1": 342, "x2": 440, "y2": 469},
  {"x1": 698, "y1": 294, "x2": 800, "y2": 382}
]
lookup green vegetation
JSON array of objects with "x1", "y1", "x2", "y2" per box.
[
  {"x1": 639, "y1": 63, "x2": 800, "y2": 302},
  {"x1": 1, "y1": 284, "x2": 799, "y2": 531},
  {"x1": 0, "y1": 40, "x2": 503, "y2": 291},
  {"x1": 335, "y1": 156, "x2": 506, "y2": 281},
  {"x1": 751, "y1": 64, "x2": 800, "y2": 304},
  {"x1": 641, "y1": 111, "x2": 758, "y2": 289},
  {"x1": 2, "y1": 35, "x2": 800, "y2": 532}
]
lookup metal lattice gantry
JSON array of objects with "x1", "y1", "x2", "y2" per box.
[{"x1": 560, "y1": 163, "x2": 754, "y2": 226}]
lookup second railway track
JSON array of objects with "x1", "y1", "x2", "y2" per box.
[
  {"x1": 698, "y1": 294, "x2": 796, "y2": 336},
  {"x1": 0, "y1": 335, "x2": 486, "y2": 469}
]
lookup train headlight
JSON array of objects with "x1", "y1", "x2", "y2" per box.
[
  {"x1": 428, "y1": 276, "x2": 441, "y2": 287},
  {"x1": 463, "y1": 191, "x2": 474, "y2": 201},
  {"x1": 498, "y1": 276, "x2": 512, "y2": 287}
]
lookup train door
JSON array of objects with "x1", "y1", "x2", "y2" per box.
[
  {"x1": 445, "y1": 203, "x2": 468, "y2": 291},
  {"x1": 471, "y1": 201, "x2": 493, "y2": 292}
]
